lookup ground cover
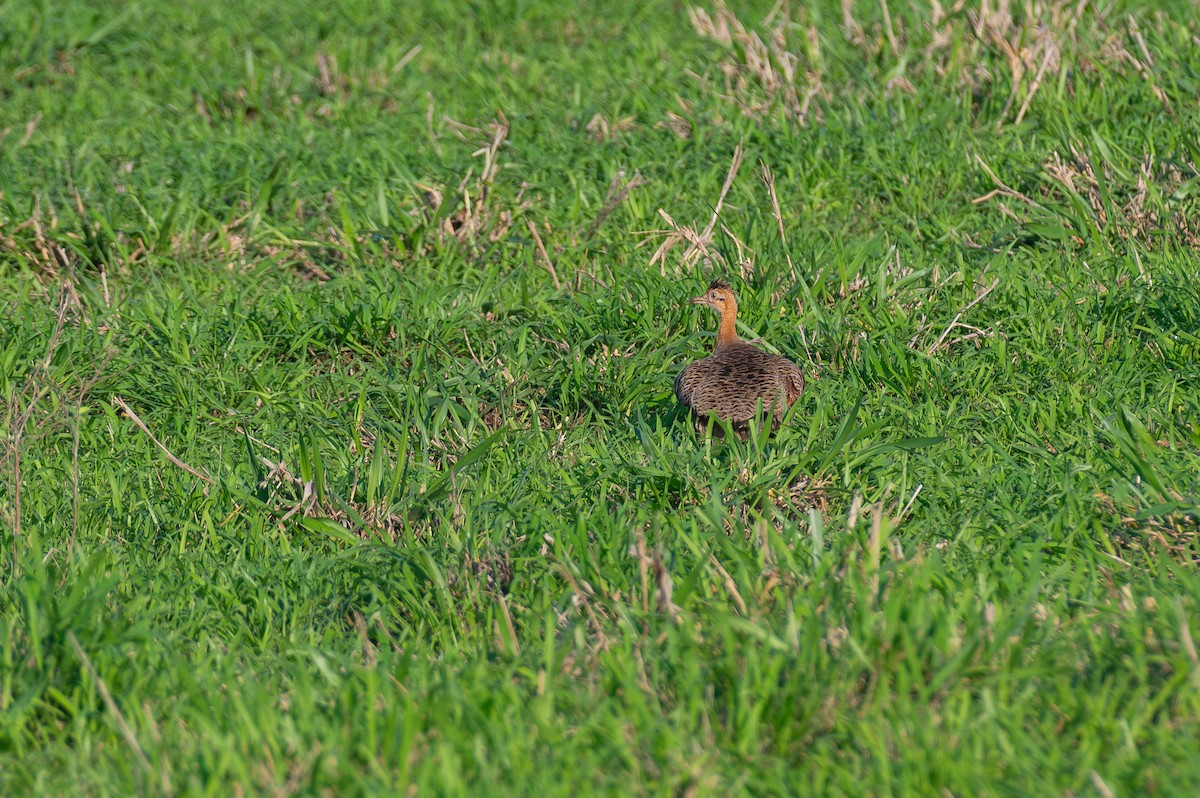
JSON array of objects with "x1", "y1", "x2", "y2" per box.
[{"x1": 2, "y1": 0, "x2": 1199, "y2": 794}]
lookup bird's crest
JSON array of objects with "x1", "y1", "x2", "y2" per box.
[{"x1": 707, "y1": 278, "x2": 732, "y2": 291}]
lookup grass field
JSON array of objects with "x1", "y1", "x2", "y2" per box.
[{"x1": 3, "y1": 0, "x2": 1200, "y2": 794}]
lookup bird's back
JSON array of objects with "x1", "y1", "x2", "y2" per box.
[{"x1": 675, "y1": 341, "x2": 805, "y2": 424}]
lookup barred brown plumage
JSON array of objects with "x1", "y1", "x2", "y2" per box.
[{"x1": 675, "y1": 279, "x2": 805, "y2": 437}]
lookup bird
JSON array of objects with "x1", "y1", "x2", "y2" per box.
[{"x1": 674, "y1": 278, "x2": 805, "y2": 437}]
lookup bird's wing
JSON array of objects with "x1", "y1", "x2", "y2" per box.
[{"x1": 674, "y1": 364, "x2": 694, "y2": 407}]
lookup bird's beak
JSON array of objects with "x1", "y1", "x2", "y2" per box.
[{"x1": 688, "y1": 295, "x2": 706, "y2": 305}]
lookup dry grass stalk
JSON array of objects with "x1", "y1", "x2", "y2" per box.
[
  {"x1": 928, "y1": 277, "x2": 1000, "y2": 355},
  {"x1": 688, "y1": 2, "x2": 823, "y2": 124},
  {"x1": 259, "y1": 456, "x2": 316, "y2": 526},
  {"x1": 67, "y1": 631, "x2": 154, "y2": 777},
  {"x1": 526, "y1": 219, "x2": 560, "y2": 290},
  {"x1": 583, "y1": 169, "x2": 647, "y2": 242},
  {"x1": 416, "y1": 112, "x2": 516, "y2": 248},
  {"x1": 1097, "y1": 489, "x2": 1200, "y2": 565},
  {"x1": 760, "y1": 160, "x2": 796, "y2": 281},
  {"x1": 973, "y1": 154, "x2": 1048, "y2": 211},
  {"x1": 631, "y1": 524, "x2": 651, "y2": 616},
  {"x1": 653, "y1": 555, "x2": 682, "y2": 624},
  {"x1": 969, "y1": 0, "x2": 1078, "y2": 124},
  {"x1": 708, "y1": 554, "x2": 748, "y2": 616},
  {"x1": 644, "y1": 143, "x2": 743, "y2": 276},
  {"x1": 1041, "y1": 147, "x2": 1200, "y2": 247},
  {"x1": 256, "y1": 450, "x2": 414, "y2": 541},
  {"x1": 878, "y1": 0, "x2": 901, "y2": 56},
  {"x1": 555, "y1": 562, "x2": 614, "y2": 649},
  {"x1": 113, "y1": 396, "x2": 215, "y2": 485},
  {"x1": 2, "y1": 290, "x2": 112, "y2": 549},
  {"x1": 842, "y1": 0, "x2": 866, "y2": 44},
  {"x1": 2, "y1": 293, "x2": 69, "y2": 539},
  {"x1": 776, "y1": 473, "x2": 831, "y2": 515},
  {"x1": 585, "y1": 112, "x2": 636, "y2": 142}
]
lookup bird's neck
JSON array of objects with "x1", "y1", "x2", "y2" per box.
[{"x1": 715, "y1": 304, "x2": 740, "y2": 348}]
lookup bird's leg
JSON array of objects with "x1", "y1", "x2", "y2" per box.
[{"x1": 694, "y1": 414, "x2": 725, "y2": 439}]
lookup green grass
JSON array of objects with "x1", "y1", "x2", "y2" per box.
[{"x1": 3, "y1": 0, "x2": 1200, "y2": 794}]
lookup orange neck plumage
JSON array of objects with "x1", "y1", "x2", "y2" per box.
[{"x1": 715, "y1": 298, "x2": 739, "y2": 348}]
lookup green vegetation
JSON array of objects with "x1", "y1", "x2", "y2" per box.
[{"x1": 3, "y1": 0, "x2": 1199, "y2": 794}]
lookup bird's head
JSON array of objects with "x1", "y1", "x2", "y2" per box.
[{"x1": 689, "y1": 278, "x2": 736, "y2": 313}]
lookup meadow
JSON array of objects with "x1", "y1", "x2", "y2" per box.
[{"x1": 2, "y1": 0, "x2": 1200, "y2": 794}]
